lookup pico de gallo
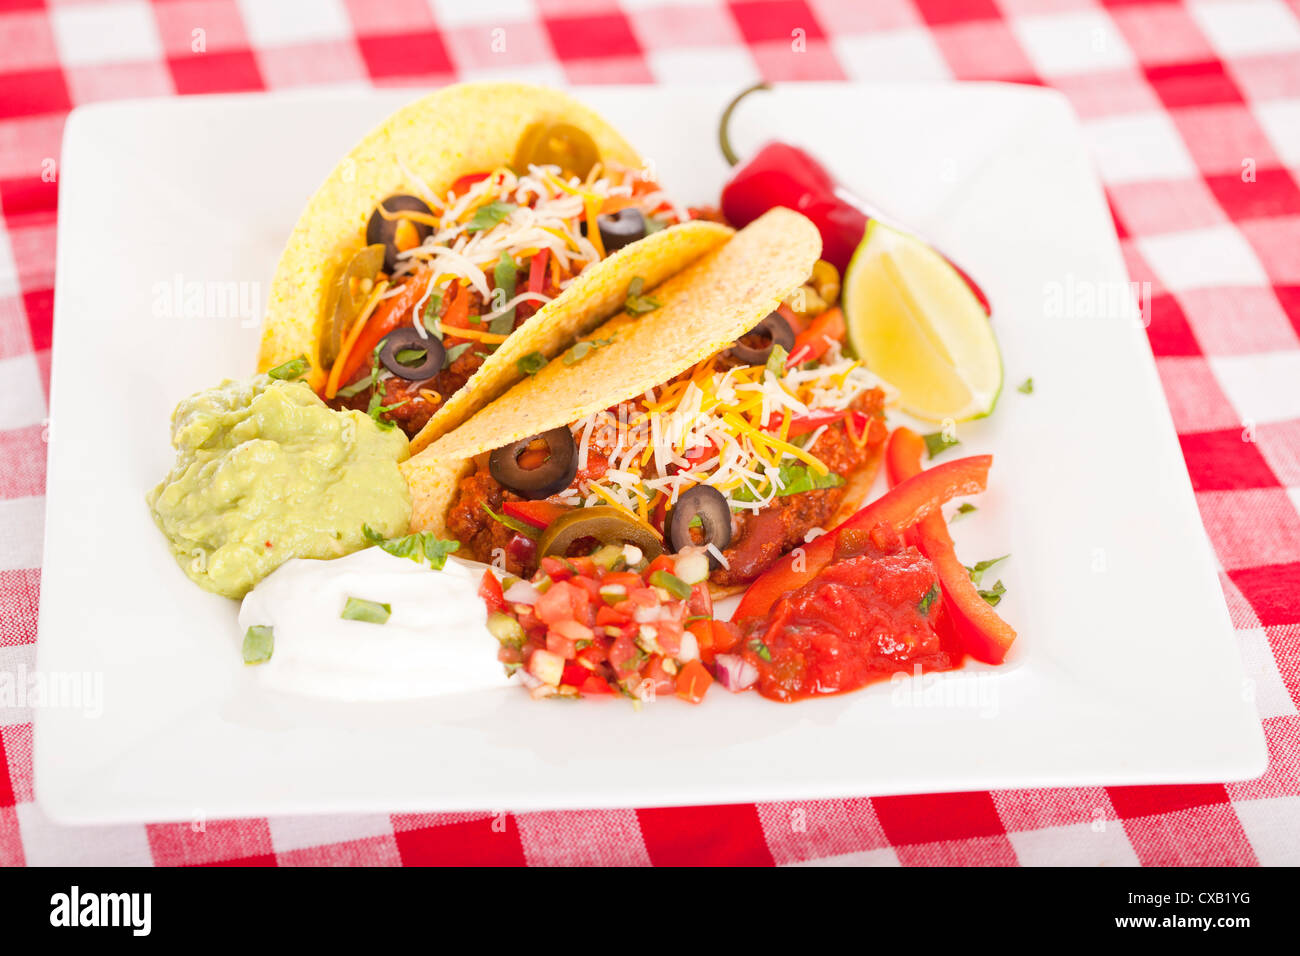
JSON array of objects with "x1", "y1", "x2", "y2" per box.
[
  {"x1": 479, "y1": 545, "x2": 736, "y2": 702},
  {"x1": 319, "y1": 125, "x2": 691, "y2": 438}
]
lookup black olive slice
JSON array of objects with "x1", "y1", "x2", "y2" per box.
[
  {"x1": 594, "y1": 208, "x2": 646, "y2": 253},
  {"x1": 366, "y1": 195, "x2": 433, "y2": 272},
  {"x1": 379, "y1": 327, "x2": 444, "y2": 381},
  {"x1": 666, "y1": 485, "x2": 732, "y2": 565},
  {"x1": 538, "y1": 507, "x2": 664, "y2": 561},
  {"x1": 726, "y1": 311, "x2": 795, "y2": 366},
  {"x1": 488, "y1": 427, "x2": 579, "y2": 499}
]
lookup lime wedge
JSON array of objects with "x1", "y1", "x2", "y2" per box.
[{"x1": 843, "y1": 221, "x2": 1002, "y2": 422}]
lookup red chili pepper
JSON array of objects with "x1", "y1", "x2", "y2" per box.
[
  {"x1": 718, "y1": 84, "x2": 990, "y2": 315},
  {"x1": 885, "y1": 428, "x2": 1016, "y2": 664},
  {"x1": 733, "y1": 454, "x2": 992, "y2": 622}
]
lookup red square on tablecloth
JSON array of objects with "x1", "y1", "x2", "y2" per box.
[
  {"x1": 1231, "y1": 562, "x2": 1300, "y2": 627},
  {"x1": 1146, "y1": 59, "x2": 1244, "y2": 109},
  {"x1": 1206, "y1": 167, "x2": 1300, "y2": 221},
  {"x1": 749, "y1": 37, "x2": 846, "y2": 80},
  {"x1": 1119, "y1": 804, "x2": 1258, "y2": 866},
  {"x1": 1169, "y1": 103, "x2": 1280, "y2": 175},
  {"x1": 0, "y1": 8, "x2": 60, "y2": 73},
  {"x1": 167, "y1": 50, "x2": 264, "y2": 94},
  {"x1": 728, "y1": 0, "x2": 826, "y2": 44},
  {"x1": 394, "y1": 816, "x2": 527, "y2": 866},
  {"x1": 1, "y1": 68, "x2": 72, "y2": 119},
  {"x1": 872, "y1": 791, "x2": 1005, "y2": 845},
  {"x1": 357, "y1": 29, "x2": 454, "y2": 80},
  {"x1": 0, "y1": 427, "x2": 46, "y2": 503},
  {"x1": 545, "y1": 12, "x2": 642, "y2": 60},
  {"x1": 638, "y1": 804, "x2": 773, "y2": 866},
  {"x1": 1144, "y1": 291, "x2": 1201, "y2": 356},
  {"x1": 1239, "y1": 216, "x2": 1300, "y2": 284},
  {"x1": 21, "y1": 287, "x2": 51, "y2": 353},
  {"x1": 913, "y1": 0, "x2": 1001, "y2": 26},
  {"x1": 1180, "y1": 427, "x2": 1281, "y2": 491}
]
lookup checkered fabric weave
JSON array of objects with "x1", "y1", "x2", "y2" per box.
[{"x1": 2, "y1": 0, "x2": 1297, "y2": 866}]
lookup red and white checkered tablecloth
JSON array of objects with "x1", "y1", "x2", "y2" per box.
[{"x1": 2, "y1": 0, "x2": 1298, "y2": 867}]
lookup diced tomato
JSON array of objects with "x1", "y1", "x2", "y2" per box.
[
  {"x1": 601, "y1": 571, "x2": 645, "y2": 592},
  {"x1": 642, "y1": 657, "x2": 676, "y2": 696},
  {"x1": 626, "y1": 587, "x2": 661, "y2": 609},
  {"x1": 479, "y1": 571, "x2": 507, "y2": 615},
  {"x1": 646, "y1": 554, "x2": 676, "y2": 576},
  {"x1": 686, "y1": 583, "x2": 713, "y2": 619},
  {"x1": 503, "y1": 500, "x2": 569, "y2": 530},
  {"x1": 654, "y1": 619, "x2": 684, "y2": 658},
  {"x1": 534, "y1": 580, "x2": 589, "y2": 625},
  {"x1": 608, "y1": 635, "x2": 641, "y2": 676},
  {"x1": 561, "y1": 661, "x2": 590, "y2": 687},
  {"x1": 578, "y1": 673, "x2": 614, "y2": 695},
  {"x1": 711, "y1": 619, "x2": 743, "y2": 654},
  {"x1": 675, "y1": 660, "x2": 713, "y2": 704},
  {"x1": 596, "y1": 604, "x2": 630, "y2": 627},
  {"x1": 568, "y1": 574, "x2": 602, "y2": 605},
  {"x1": 540, "y1": 556, "x2": 574, "y2": 581},
  {"x1": 546, "y1": 630, "x2": 577, "y2": 660},
  {"x1": 550, "y1": 618, "x2": 595, "y2": 643}
]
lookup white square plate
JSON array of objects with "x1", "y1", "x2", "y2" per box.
[{"x1": 35, "y1": 84, "x2": 1266, "y2": 823}]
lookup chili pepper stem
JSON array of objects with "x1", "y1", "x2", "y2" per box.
[{"x1": 718, "y1": 82, "x2": 771, "y2": 167}]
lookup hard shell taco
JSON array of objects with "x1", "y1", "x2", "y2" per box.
[
  {"x1": 400, "y1": 208, "x2": 891, "y2": 597},
  {"x1": 257, "y1": 82, "x2": 731, "y2": 453}
]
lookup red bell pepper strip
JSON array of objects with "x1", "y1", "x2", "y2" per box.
[
  {"x1": 733, "y1": 454, "x2": 992, "y2": 622},
  {"x1": 330, "y1": 274, "x2": 428, "y2": 394},
  {"x1": 527, "y1": 248, "x2": 550, "y2": 295},
  {"x1": 718, "y1": 83, "x2": 990, "y2": 315},
  {"x1": 886, "y1": 428, "x2": 1016, "y2": 664},
  {"x1": 786, "y1": 307, "x2": 845, "y2": 367},
  {"x1": 502, "y1": 499, "x2": 569, "y2": 530}
]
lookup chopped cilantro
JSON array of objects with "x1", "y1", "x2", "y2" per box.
[
  {"x1": 488, "y1": 253, "x2": 518, "y2": 335},
  {"x1": 966, "y1": 554, "x2": 1009, "y2": 586},
  {"x1": 951, "y1": 503, "x2": 978, "y2": 522},
  {"x1": 516, "y1": 351, "x2": 547, "y2": 375},
  {"x1": 267, "y1": 356, "x2": 309, "y2": 380},
  {"x1": 1018, "y1": 377, "x2": 1034, "y2": 394},
  {"x1": 918, "y1": 582, "x2": 939, "y2": 616},
  {"x1": 466, "y1": 201, "x2": 516, "y2": 233},
  {"x1": 623, "y1": 276, "x2": 662, "y2": 316},
  {"x1": 747, "y1": 637, "x2": 772, "y2": 662},
  {"x1": 978, "y1": 580, "x2": 1007, "y2": 607},
  {"x1": 731, "y1": 462, "x2": 845, "y2": 503},
  {"x1": 362, "y1": 525, "x2": 459, "y2": 570},
  {"x1": 922, "y1": 430, "x2": 960, "y2": 459}
]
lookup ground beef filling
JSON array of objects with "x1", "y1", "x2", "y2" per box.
[
  {"x1": 712, "y1": 403, "x2": 884, "y2": 587},
  {"x1": 445, "y1": 388, "x2": 886, "y2": 586}
]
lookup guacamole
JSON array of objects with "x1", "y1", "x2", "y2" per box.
[{"x1": 148, "y1": 375, "x2": 411, "y2": 599}]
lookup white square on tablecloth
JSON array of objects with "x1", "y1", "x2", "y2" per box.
[
  {"x1": 266, "y1": 812, "x2": 396, "y2": 854},
  {"x1": 1137, "y1": 224, "x2": 1269, "y2": 291},
  {"x1": 0, "y1": 354, "x2": 46, "y2": 431},
  {"x1": 16, "y1": 803, "x2": 153, "y2": 866},
  {"x1": 1011, "y1": 10, "x2": 1136, "y2": 78},
  {"x1": 0, "y1": 498, "x2": 44, "y2": 575},
  {"x1": 236, "y1": 0, "x2": 350, "y2": 47},
  {"x1": 50, "y1": 0, "x2": 162, "y2": 67},
  {"x1": 1210, "y1": 352, "x2": 1300, "y2": 426},
  {"x1": 1188, "y1": 0, "x2": 1300, "y2": 58},
  {"x1": 786, "y1": 846, "x2": 901, "y2": 866},
  {"x1": 645, "y1": 47, "x2": 761, "y2": 86},
  {"x1": 431, "y1": 0, "x2": 535, "y2": 26},
  {"x1": 831, "y1": 29, "x2": 953, "y2": 82},
  {"x1": 1008, "y1": 821, "x2": 1141, "y2": 866},
  {"x1": 1255, "y1": 100, "x2": 1300, "y2": 168},
  {"x1": 1082, "y1": 111, "x2": 1198, "y2": 185},
  {"x1": 1231, "y1": 796, "x2": 1300, "y2": 866},
  {"x1": 1236, "y1": 627, "x2": 1300, "y2": 720}
]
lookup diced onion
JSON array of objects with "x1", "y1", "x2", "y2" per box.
[{"x1": 714, "y1": 653, "x2": 758, "y2": 692}]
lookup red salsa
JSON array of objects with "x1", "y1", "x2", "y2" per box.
[{"x1": 739, "y1": 522, "x2": 957, "y2": 702}]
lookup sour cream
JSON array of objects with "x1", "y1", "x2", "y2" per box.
[{"x1": 237, "y1": 548, "x2": 512, "y2": 701}]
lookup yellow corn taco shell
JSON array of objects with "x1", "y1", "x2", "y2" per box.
[
  {"x1": 257, "y1": 81, "x2": 730, "y2": 444},
  {"x1": 402, "y1": 207, "x2": 823, "y2": 540}
]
